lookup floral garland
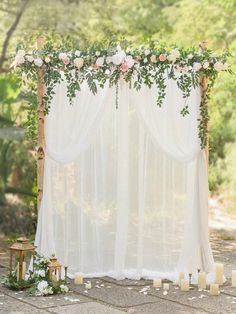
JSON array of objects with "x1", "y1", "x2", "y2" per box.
[
  {"x1": 3, "y1": 253, "x2": 69, "y2": 296},
  {"x1": 12, "y1": 41, "x2": 230, "y2": 148}
]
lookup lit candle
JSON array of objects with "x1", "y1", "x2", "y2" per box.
[
  {"x1": 232, "y1": 270, "x2": 236, "y2": 287},
  {"x1": 74, "y1": 272, "x2": 83, "y2": 285},
  {"x1": 210, "y1": 283, "x2": 220, "y2": 296},
  {"x1": 180, "y1": 279, "x2": 189, "y2": 291},
  {"x1": 153, "y1": 278, "x2": 162, "y2": 288},
  {"x1": 198, "y1": 272, "x2": 206, "y2": 289},
  {"x1": 22, "y1": 261, "x2": 26, "y2": 280},
  {"x1": 214, "y1": 263, "x2": 224, "y2": 285},
  {"x1": 179, "y1": 272, "x2": 185, "y2": 285},
  {"x1": 163, "y1": 283, "x2": 170, "y2": 290},
  {"x1": 85, "y1": 282, "x2": 92, "y2": 289}
]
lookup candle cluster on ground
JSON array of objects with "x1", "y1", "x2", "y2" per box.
[{"x1": 152, "y1": 262, "x2": 236, "y2": 296}]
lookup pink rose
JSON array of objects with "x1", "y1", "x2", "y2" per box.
[
  {"x1": 159, "y1": 54, "x2": 167, "y2": 62},
  {"x1": 120, "y1": 62, "x2": 129, "y2": 72},
  {"x1": 91, "y1": 63, "x2": 99, "y2": 70},
  {"x1": 63, "y1": 58, "x2": 70, "y2": 65}
]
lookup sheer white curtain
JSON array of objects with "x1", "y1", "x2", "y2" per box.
[{"x1": 35, "y1": 77, "x2": 214, "y2": 282}]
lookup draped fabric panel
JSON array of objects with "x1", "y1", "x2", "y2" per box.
[{"x1": 35, "y1": 78, "x2": 214, "y2": 282}]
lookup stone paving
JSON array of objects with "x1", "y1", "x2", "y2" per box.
[{"x1": 0, "y1": 231, "x2": 236, "y2": 314}]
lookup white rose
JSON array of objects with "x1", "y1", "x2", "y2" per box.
[
  {"x1": 116, "y1": 45, "x2": 122, "y2": 52},
  {"x1": 112, "y1": 50, "x2": 126, "y2": 65},
  {"x1": 222, "y1": 62, "x2": 228, "y2": 70},
  {"x1": 144, "y1": 49, "x2": 150, "y2": 56},
  {"x1": 193, "y1": 62, "x2": 202, "y2": 71},
  {"x1": 125, "y1": 55, "x2": 135, "y2": 68},
  {"x1": 187, "y1": 53, "x2": 193, "y2": 59},
  {"x1": 35, "y1": 269, "x2": 46, "y2": 277},
  {"x1": 45, "y1": 57, "x2": 51, "y2": 63},
  {"x1": 25, "y1": 55, "x2": 34, "y2": 63},
  {"x1": 96, "y1": 57, "x2": 105, "y2": 67},
  {"x1": 59, "y1": 52, "x2": 68, "y2": 60},
  {"x1": 37, "y1": 280, "x2": 48, "y2": 293},
  {"x1": 150, "y1": 55, "x2": 157, "y2": 63},
  {"x1": 17, "y1": 50, "x2": 25, "y2": 57},
  {"x1": 171, "y1": 48, "x2": 180, "y2": 59},
  {"x1": 105, "y1": 69, "x2": 110, "y2": 75},
  {"x1": 214, "y1": 61, "x2": 224, "y2": 71},
  {"x1": 106, "y1": 56, "x2": 112, "y2": 64},
  {"x1": 202, "y1": 61, "x2": 209, "y2": 69},
  {"x1": 60, "y1": 284, "x2": 69, "y2": 293},
  {"x1": 74, "y1": 57, "x2": 84, "y2": 69},
  {"x1": 167, "y1": 54, "x2": 176, "y2": 63},
  {"x1": 95, "y1": 51, "x2": 100, "y2": 56},
  {"x1": 143, "y1": 58, "x2": 148, "y2": 63},
  {"x1": 14, "y1": 54, "x2": 25, "y2": 65},
  {"x1": 34, "y1": 58, "x2": 43, "y2": 67},
  {"x1": 75, "y1": 50, "x2": 81, "y2": 57}
]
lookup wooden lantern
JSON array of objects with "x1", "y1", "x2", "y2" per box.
[
  {"x1": 9, "y1": 237, "x2": 36, "y2": 281},
  {"x1": 48, "y1": 254, "x2": 62, "y2": 282}
]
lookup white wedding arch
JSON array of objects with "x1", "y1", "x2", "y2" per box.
[{"x1": 14, "y1": 38, "x2": 229, "y2": 283}]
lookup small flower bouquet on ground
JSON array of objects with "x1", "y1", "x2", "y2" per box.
[{"x1": 3, "y1": 253, "x2": 69, "y2": 296}]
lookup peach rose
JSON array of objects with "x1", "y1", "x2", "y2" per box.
[
  {"x1": 120, "y1": 62, "x2": 129, "y2": 72},
  {"x1": 159, "y1": 54, "x2": 167, "y2": 62}
]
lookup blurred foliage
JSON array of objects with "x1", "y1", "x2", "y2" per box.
[{"x1": 0, "y1": 0, "x2": 235, "y2": 235}]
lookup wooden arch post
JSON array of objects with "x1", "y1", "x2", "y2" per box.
[
  {"x1": 199, "y1": 41, "x2": 209, "y2": 166},
  {"x1": 36, "y1": 37, "x2": 45, "y2": 211}
]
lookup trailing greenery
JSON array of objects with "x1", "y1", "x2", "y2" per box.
[{"x1": 12, "y1": 40, "x2": 230, "y2": 149}]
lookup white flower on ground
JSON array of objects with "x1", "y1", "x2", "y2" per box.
[
  {"x1": 25, "y1": 55, "x2": 34, "y2": 63},
  {"x1": 125, "y1": 55, "x2": 135, "y2": 68},
  {"x1": 112, "y1": 50, "x2": 126, "y2": 65},
  {"x1": 214, "y1": 61, "x2": 224, "y2": 71},
  {"x1": 35, "y1": 269, "x2": 46, "y2": 277},
  {"x1": 96, "y1": 57, "x2": 105, "y2": 67},
  {"x1": 74, "y1": 57, "x2": 84, "y2": 69},
  {"x1": 193, "y1": 62, "x2": 202, "y2": 71},
  {"x1": 202, "y1": 61, "x2": 209, "y2": 69},
  {"x1": 60, "y1": 284, "x2": 69, "y2": 293},
  {"x1": 75, "y1": 50, "x2": 81, "y2": 57},
  {"x1": 34, "y1": 58, "x2": 43, "y2": 67},
  {"x1": 37, "y1": 280, "x2": 48, "y2": 293}
]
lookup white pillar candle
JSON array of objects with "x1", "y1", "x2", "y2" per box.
[
  {"x1": 85, "y1": 282, "x2": 92, "y2": 289},
  {"x1": 198, "y1": 272, "x2": 206, "y2": 289},
  {"x1": 179, "y1": 272, "x2": 185, "y2": 285},
  {"x1": 22, "y1": 261, "x2": 26, "y2": 280},
  {"x1": 16, "y1": 262, "x2": 20, "y2": 281},
  {"x1": 153, "y1": 278, "x2": 162, "y2": 288},
  {"x1": 74, "y1": 272, "x2": 83, "y2": 285},
  {"x1": 180, "y1": 279, "x2": 189, "y2": 291},
  {"x1": 210, "y1": 283, "x2": 220, "y2": 296},
  {"x1": 214, "y1": 263, "x2": 224, "y2": 285},
  {"x1": 163, "y1": 283, "x2": 170, "y2": 290},
  {"x1": 232, "y1": 270, "x2": 236, "y2": 287}
]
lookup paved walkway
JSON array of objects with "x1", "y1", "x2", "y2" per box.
[{"x1": 0, "y1": 231, "x2": 236, "y2": 314}]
